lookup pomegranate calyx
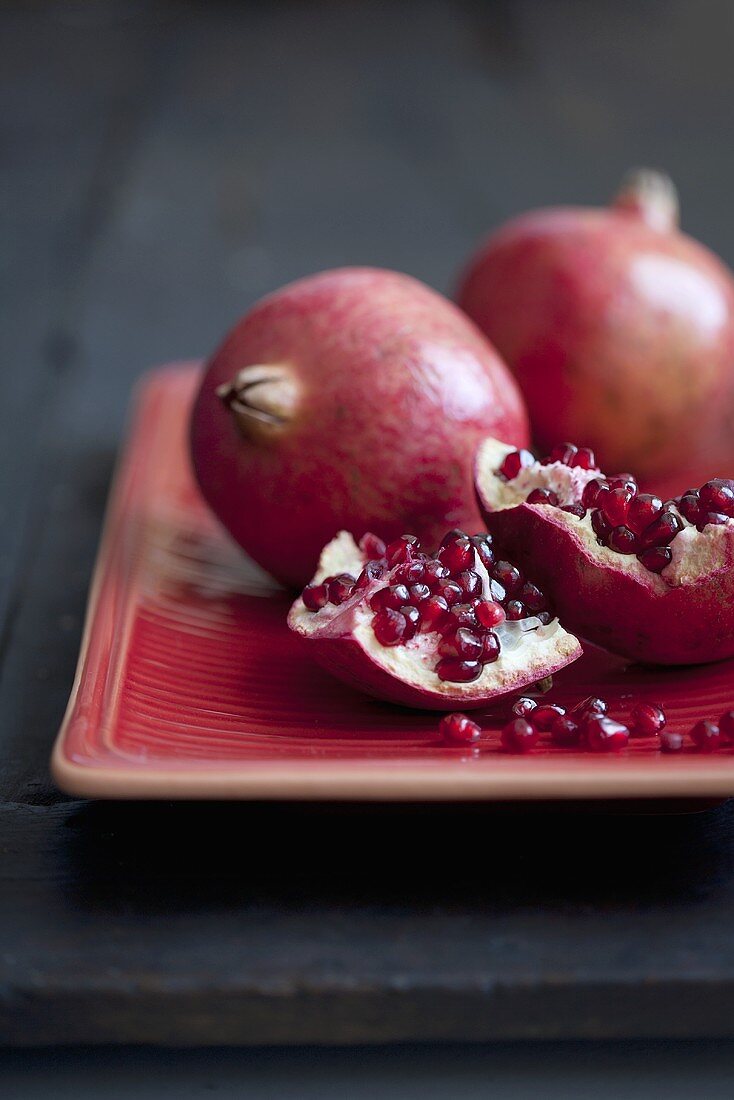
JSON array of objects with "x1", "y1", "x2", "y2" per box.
[
  {"x1": 611, "y1": 167, "x2": 679, "y2": 232},
  {"x1": 217, "y1": 364, "x2": 300, "y2": 438}
]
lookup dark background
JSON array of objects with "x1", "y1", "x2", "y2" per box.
[{"x1": 4, "y1": 0, "x2": 734, "y2": 1090}]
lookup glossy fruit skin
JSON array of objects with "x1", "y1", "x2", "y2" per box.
[
  {"x1": 191, "y1": 267, "x2": 529, "y2": 587},
  {"x1": 457, "y1": 175, "x2": 734, "y2": 492},
  {"x1": 478, "y1": 480, "x2": 734, "y2": 666}
]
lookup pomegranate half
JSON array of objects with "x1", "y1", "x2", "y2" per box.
[
  {"x1": 288, "y1": 529, "x2": 581, "y2": 710},
  {"x1": 475, "y1": 439, "x2": 734, "y2": 665},
  {"x1": 191, "y1": 267, "x2": 529, "y2": 588},
  {"x1": 457, "y1": 170, "x2": 734, "y2": 493}
]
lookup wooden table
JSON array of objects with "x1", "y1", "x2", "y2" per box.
[{"x1": 3, "y1": 0, "x2": 734, "y2": 1047}]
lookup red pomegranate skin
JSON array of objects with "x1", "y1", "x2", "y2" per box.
[
  {"x1": 457, "y1": 174, "x2": 734, "y2": 492},
  {"x1": 191, "y1": 267, "x2": 529, "y2": 587}
]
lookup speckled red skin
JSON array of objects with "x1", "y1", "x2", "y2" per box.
[
  {"x1": 475, "y1": 487, "x2": 734, "y2": 666},
  {"x1": 191, "y1": 268, "x2": 529, "y2": 588},
  {"x1": 458, "y1": 202, "x2": 734, "y2": 494}
]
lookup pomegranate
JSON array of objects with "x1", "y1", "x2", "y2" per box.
[
  {"x1": 191, "y1": 267, "x2": 529, "y2": 588},
  {"x1": 288, "y1": 529, "x2": 581, "y2": 710},
  {"x1": 475, "y1": 438, "x2": 734, "y2": 665},
  {"x1": 457, "y1": 170, "x2": 734, "y2": 493}
]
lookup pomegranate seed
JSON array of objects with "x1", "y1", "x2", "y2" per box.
[
  {"x1": 608, "y1": 474, "x2": 637, "y2": 494},
  {"x1": 492, "y1": 560, "x2": 522, "y2": 594},
  {"x1": 359, "y1": 532, "x2": 386, "y2": 560},
  {"x1": 533, "y1": 703, "x2": 566, "y2": 731},
  {"x1": 481, "y1": 631, "x2": 501, "y2": 662},
  {"x1": 585, "y1": 716, "x2": 630, "y2": 752},
  {"x1": 423, "y1": 560, "x2": 450, "y2": 587},
  {"x1": 327, "y1": 574, "x2": 356, "y2": 605},
  {"x1": 659, "y1": 731, "x2": 683, "y2": 753},
  {"x1": 501, "y1": 717, "x2": 539, "y2": 753},
  {"x1": 719, "y1": 710, "x2": 734, "y2": 742},
  {"x1": 408, "y1": 583, "x2": 431, "y2": 605},
  {"x1": 449, "y1": 602, "x2": 480, "y2": 630},
  {"x1": 392, "y1": 560, "x2": 426, "y2": 584},
  {"x1": 439, "y1": 712, "x2": 481, "y2": 744},
  {"x1": 438, "y1": 627, "x2": 483, "y2": 660},
  {"x1": 698, "y1": 512, "x2": 730, "y2": 531},
  {"x1": 562, "y1": 503, "x2": 586, "y2": 518},
  {"x1": 372, "y1": 607, "x2": 407, "y2": 646},
  {"x1": 526, "y1": 487, "x2": 560, "y2": 506},
  {"x1": 419, "y1": 594, "x2": 450, "y2": 632},
  {"x1": 455, "y1": 569, "x2": 482, "y2": 599},
  {"x1": 504, "y1": 600, "x2": 526, "y2": 620},
  {"x1": 438, "y1": 536, "x2": 474, "y2": 574},
  {"x1": 385, "y1": 535, "x2": 421, "y2": 567},
  {"x1": 499, "y1": 449, "x2": 534, "y2": 480},
  {"x1": 677, "y1": 492, "x2": 701, "y2": 524},
  {"x1": 607, "y1": 525, "x2": 638, "y2": 555},
  {"x1": 536, "y1": 611, "x2": 553, "y2": 625},
  {"x1": 700, "y1": 480, "x2": 734, "y2": 514},
  {"x1": 471, "y1": 534, "x2": 495, "y2": 568},
  {"x1": 436, "y1": 658, "x2": 482, "y2": 683},
  {"x1": 354, "y1": 560, "x2": 386, "y2": 590},
  {"x1": 689, "y1": 719, "x2": 722, "y2": 752},
  {"x1": 630, "y1": 702, "x2": 666, "y2": 736},
  {"x1": 436, "y1": 580, "x2": 463, "y2": 607},
  {"x1": 400, "y1": 605, "x2": 420, "y2": 639},
  {"x1": 475, "y1": 599, "x2": 506, "y2": 628},
  {"x1": 582, "y1": 478, "x2": 609, "y2": 509},
  {"x1": 489, "y1": 579, "x2": 507, "y2": 603},
  {"x1": 570, "y1": 446, "x2": 596, "y2": 470},
  {"x1": 370, "y1": 583, "x2": 410, "y2": 611},
  {"x1": 571, "y1": 695, "x2": 608, "y2": 720},
  {"x1": 601, "y1": 487, "x2": 633, "y2": 527},
  {"x1": 302, "y1": 582, "x2": 329, "y2": 611},
  {"x1": 639, "y1": 510, "x2": 683, "y2": 550},
  {"x1": 550, "y1": 714, "x2": 581, "y2": 746},
  {"x1": 591, "y1": 509, "x2": 611, "y2": 544},
  {"x1": 638, "y1": 545, "x2": 672, "y2": 574},
  {"x1": 545, "y1": 442, "x2": 577, "y2": 465},
  {"x1": 627, "y1": 494, "x2": 663, "y2": 535},
  {"x1": 512, "y1": 696, "x2": 537, "y2": 719}
]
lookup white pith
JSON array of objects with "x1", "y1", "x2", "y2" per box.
[
  {"x1": 289, "y1": 531, "x2": 581, "y2": 698},
  {"x1": 476, "y1": 438, "x2": 734, "y2": 588}
]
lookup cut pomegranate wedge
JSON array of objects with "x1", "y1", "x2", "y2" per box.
[
  {"x1": 475, "y1": 438, "x2": 734, "y2": 665},
  {"x1": 288, "y1": 530, "x2": 582, "y2": 710}
]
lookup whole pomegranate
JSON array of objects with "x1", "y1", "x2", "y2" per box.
[
  {"x1": 191, "y1": 267, "x2": 528, "y2": 587},
  {"x1": 457, "y1": 170, "x2": 734, "y2": 492}
]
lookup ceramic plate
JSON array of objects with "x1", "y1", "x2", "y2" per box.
[{"x1": 52, "y1": 365, "x2": 734, "y2": 800}]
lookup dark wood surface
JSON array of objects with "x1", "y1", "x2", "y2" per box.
[{"x1": 3, "y1": 0, "x2": 734, "y2": 1046}]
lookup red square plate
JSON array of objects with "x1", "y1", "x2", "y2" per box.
[{"x1": 52, "y1": 365, "x2": 734, "y2": 801}]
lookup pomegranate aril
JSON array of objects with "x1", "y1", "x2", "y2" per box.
[
  {"x1": 571, "y1": 695, "x2": 608, "y2": 720},
  {"x1": 526, "y1": 487, "x2": 559, "y2": 506},
  {"x1": 569, "y1": 446, "x2": 596, "y2": 470},
  {"x1": 601, "y1": 487, "x2": 633, "y2": 527},
  {"x1": 372, "y1": 607, "x2": 407, "y2": 646},
  {"x1": 608, "y1": 474, "x2": 637, "y2": 494},
  {"x1": 354, "y1": 560, "x2": 386, "y2": 590},
  {"x1": 499, "y1": 449, "x2": 534, "y2": 481},
  {"x1": 700, "y1": 479, "x2": 734, "y2": 514},
  {"x1": 501, "y1": 717, "x2": 539, "y2": 753},
  {"x1": 423, "y1": 560, "x2": 450, "y2": 587},
  {"x1": 638, "y1": 545, "x2": 672, "y2": 574},
  {"x1": 630, "y1": 701, "x2": 666, "y2": 736},
  {"x1": 438, "y1": 536, "x2": 474, "y2": 574},
  {"x1": 536, "y1": 611, "x2": 552, "y2": 625},
  {"x1": 435, "y1": 658, "x2": 482, "y2": 683},
  {"x1": 545, "y1": 442, "x2": 577, "y2": 465},
  {"x1": 359, "y1": 532, "x2": 386, "y2": 560},
  {"x1": 677, "y1": 492, "x2": 700, "y2": 524},
  {"x1": 698, "y1": 512, "x2": 730, "y2": 531},
  {"x1": 562, "y1": 503, "x2": 586, "y2": 518},
  {"x1": 627, "y1": 493, "x2": 663, "y2": 535},
  {"x1": 607, "y1": 525, "x2": 638, "y2": 555},
  {"x1": 302, "y1": 582, "x2": 329, "y2": 611},
  {"x1": 449, "y1": 602, "x2": 479, "y2": 630},
  {"x1": 585, "y1": 716, "x2": 630, "y2": 752},
  {"x1": 392, "y1": 560, "x2": 426, "y2": 584},
  {"x1": 399, "y1": 605, "x2": 420, "y2": 639},
  {"x1": 533, "y1": 703, "x2": 565, "y2": 731},
  {"x1": 582, "y1": 478, "x2": 609, "y2": 509},
  {"x1": 455, "y1": 569, "x2": 482, "y2": 599},
  {"x1": 408, "y1": 583, "x2": 431, "y2": 605},
  {"x1": 505, "y1": 600, "x2": 527, "y2": 620},
  {"x1": 471, "y1": 534, "x2": 495, "y2": 569},
  {"x1": 439, "y1": 712, "x2": 481, "y2": 744},
  {"x1": 475, "y1": 599, "x2": 506, "y2": 628},
  {"x1": 639, "y1": 510, "x2": 683, "y2": 550},
  {"x1": 385, "y1": 534, "x2": 420, "y2": 567},
  {"x1": 719, "y1": 710, "x2": 734, "y2": 742},
  {"x1": 660, "y1": 731, "x2": 684, "y2": 753},
  {"x1": 327, "y1": 574, "x2": 356, "y2": 605},
  {"x1": 481, "y1": 631, "x2": 501, "y2": 662},
  {"x1": 512, "y1": 696, "x2": 537, "y2": 719},
  {"x1": 690, "y1": 719, "x2": 722, "y2": 752},
  {"x1": 438, "y1": 627, "x2": 483, "y2": 660},
  {"x1": 369, "y1": 583, "x2": 410, "y2": 611},
  {"x1": 550, "y1": 714, "x2": 581, "y2": 746},
  {"x1": 437, "y1": 580, "x2": 463, "y2": 607},
  {"x1": 492, "y1": 560, "x2": 522, "y2": 594},
  {"x1": 591, "y1": 509, "x2": 611, "y2": 544},
  {"x1": 419, "y1": 595, "x2": 449, "y2": 632}
]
